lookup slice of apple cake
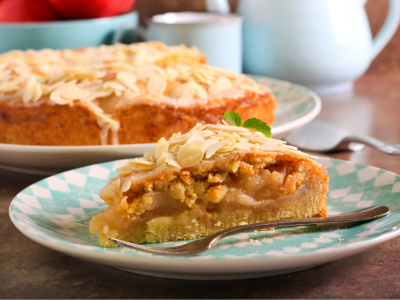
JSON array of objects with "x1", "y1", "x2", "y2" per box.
[{"x1": 89, "y1": 120, "x2": 329, "y2": 247}]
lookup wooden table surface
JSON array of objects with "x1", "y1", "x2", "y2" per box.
[{"x1": 1, "y1": 74, "x2": 400, "y2": 299}]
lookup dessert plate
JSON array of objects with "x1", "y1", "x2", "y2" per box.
[
  {"x1": 9, "y1": 158, "x2": 400, "y2": 280},
  {"x1": 0, "y1": 76, "x2": 320, "y2": 175}
]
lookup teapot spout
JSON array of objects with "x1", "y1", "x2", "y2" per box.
[{"x1": 205, "y1": 0, "x2": 231, "y2": 14}]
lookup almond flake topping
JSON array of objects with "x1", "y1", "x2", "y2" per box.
[
  {"x1": 116, "y1": 122, "x2": 313, "y2": 176},
  {"x1": 0, "y1": 42, "x2": 269, "y2": 145},
  {"x1": 121, "y1": 180, "x2": 131, "y2": 192}
]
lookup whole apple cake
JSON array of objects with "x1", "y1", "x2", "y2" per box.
[
  {"x1": 0, "y1": 42, "x2": 277, "y2": 145},
  {"x1": 89, "y1": 120, "x2": 329, "y2": 247}
]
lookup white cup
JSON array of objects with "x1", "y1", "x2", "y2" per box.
[{"x1": 114, "y1": 12, "x2": 243, "y2": 73}]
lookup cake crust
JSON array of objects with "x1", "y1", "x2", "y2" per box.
[
  {"x1": 116, "y1": 91, "x2": 276, "y2": 144},
  {"x1": 0, "y1": 101, "x2": 100, "y2": 145}
]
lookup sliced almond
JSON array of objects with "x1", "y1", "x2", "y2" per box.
[
  {"x1": 186, "y1": 133, "x2": 204, "y2": 144},
  {"x1": 22, "y1": 75, "x2": 36, "y2": 103},
  {"x1": 103, "y1": 80, "x2": 126, "y2": 91},
  {"x1": 221, "y1": 119, "x2": 230, "y2": 126},
  {"x1": 188, "y1": 123, "x2": 204, "y2": 134},
  {"x1": 203, "y1": 138, "x2": 220, "y2": 152},
  {"x1": 156, "y1": 152, "x2": 167, "y2": 166},
  {"x1": 177, "y1": 92, "x2": 193, "y2": 105},
  {"x1": 260, "y1": 143, "x2": 284, "y2": 151},
  {"x1": 155, "y1": 137, "x2": 169, "y2": 161},
  {"x1": 181, "y1": 150, "x2": 204, "y2": 168},
  {"x1": 249, "y1": 137, "x2": 276, "y2": 144},
  {"x1": 208, "y1": 76, "x2": 232, "y2": 95},
  {"x1": 146, "y1": 73, "x2": 167, "y2": 96},
  {"x1": 135, "y1": 64, "x2": 163, "y2": 80},
  {"x1": 170, "y1": 132, "x2": 182, "y2": 140},
  {"x1": 168, "y1": 133, "x2": 191, "y2": 146},
  {"x1": 166, "y1": 67, "x2": 179, "y2": 81},
  {"x1": 210, "y1": 135, "x2": 223, "y2": 140},
  {"x1": 206, "y1": 124, "x2": 249, "y2": 132},
  {"x1": 117, "y1": 71, "x2": 137, "y2": 84},
  {"x1": 218, "y1": 131, "x2": 235, "y2": 138},
  {"x1": 115, "y1": 167, "x2": 134, "y2": 175},
  {"x1": 41, "y1": 80, "x2": 76, "y2": 96},
  {"x1": 165, "y1": 153, "x2": 181, "y2": 168},
  {"x1": 171, "y1": 82, "x2": 208, "y2": 100},
  {"x1": 285, "y1": 148, "x2": 311, "y2": 158},
  {"x1": 121, "y1": 180, "x2": 131, "y2": 192},
  {"x1": 199, "y1": 130, "x2": 215, "y2": 137},
  {"x1": 143, "y1": 151, "x2": 151, "y2": 160},
  {"x1": 177, "y1": 140, "x2": 205, "y2": 163},
  {"x1": 123, "y1": 88, "x2": 137, "y2": 100},
  {"x1": 153, "y1": 163, "x2": 169, "y2": 172},
  {"x1": 32, "y1": 83, "x2": 43, "y2": 102},
  {"x1": 206, "y1": 140, "x2": 230, "y2": 158},
  {"x1": 62, "y1": 86, "x2": 91, "y2": 100},
  {"x1": 217, "y1": 136, "x2": 236, "y2": 153},
  {"x1": 168, "y1": 143, "x2": 180, "y2": 154},
  {"x1": 50, "y1": 87, "x2": 73, "y2": 105},
  {"x1": 94, "y1": 111, "x2": 119, "y2": 129},
  {"x1": 235, "y1": 141, "x2": 252, "y2": 150},
  {"x1": 240, "y1": 83, "x2": 264, "y2": 94},
  {"x1": 134, "y1": 164, "x2": 157, "y2": 171},
  {"x1": 285, "y1": 145, "x2": 298, "y2": 151},
  {"x1": 195, "y1": 68, "x2": 215, "y2": 81},
  {"x1": 130, "y1": 158, "x2": 154, "y2": 166}
]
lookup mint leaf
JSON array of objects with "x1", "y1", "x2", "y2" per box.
[
  {"x1": 242, "y1": 118, "x2": 272, "y2": 138},
  {"x1": 223, "y1": 111, "x2": 242, "y2": 127}
]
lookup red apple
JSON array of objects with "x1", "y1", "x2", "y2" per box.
[
  {"x1": 49, "y1": 0, "x2": 135, "y2": 19},
  {"x1": 0, "y1": 0, "x2": 62, "y2": 23}
]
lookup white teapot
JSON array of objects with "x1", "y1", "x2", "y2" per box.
[{"x1": 207, "y1": 0, "x2": 400, "y2": 94}]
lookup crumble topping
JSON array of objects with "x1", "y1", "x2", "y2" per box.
[{"x1": 115, "y1": 122, "x2": 314, "y2": 176}]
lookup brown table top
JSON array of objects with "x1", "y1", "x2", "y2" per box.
[{"x1": 1, "y1": 73, "x2": 400, "y2": 299}]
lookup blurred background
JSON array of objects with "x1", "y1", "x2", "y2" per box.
[
  {"x1": 0, "y1": 0, "x2": 398, "y2": 75},
  {"x1": 133, "y1": 0, "x2": 400, "y2": 75},
  {"x1": 0, "y1": 0, "x2": 399, "y2": 94}
]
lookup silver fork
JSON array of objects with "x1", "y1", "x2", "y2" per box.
[{"x1": 108, "y1": 205, "x2": 390, "y2": 256}]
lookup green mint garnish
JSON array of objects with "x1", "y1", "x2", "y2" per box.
[
  {"x1": 223, "y1": 111, "x2": 271, "y2": 138},
  {"x1": 223, "y1": 111, "x2": 242, "y2": 127},
  {"x1": 242, "y1": 118, "x2": 271, "y2": 138}
]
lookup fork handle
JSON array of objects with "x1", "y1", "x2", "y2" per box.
[
  {"x1": 345, "y1": 134, "x2": 400, "y2": 155},
  {"x1": 109, "y1": 206, "x2": 390, "y2": 256},
  {"x1": 209, "y1": 206, "x2": 390, "y2": 246}
]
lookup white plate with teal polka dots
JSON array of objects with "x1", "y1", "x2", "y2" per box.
[
  {"x1": 10, "y1": 157, "x2": 400, "y2": 280},
  {"x1": 0, "y1": 76, "x2": 320, "y2": 175}
]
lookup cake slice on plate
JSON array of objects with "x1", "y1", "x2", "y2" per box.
[{"x1": 89, "y1": 113, "x2": 329, "y2": 246}]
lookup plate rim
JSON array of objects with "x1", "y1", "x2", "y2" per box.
[
  {"x1": 9, "y1": 212, "x2": 400, "y2": 275},
  {"x1": 9, "y1": 157, "x2": 400, "y2": 277}
]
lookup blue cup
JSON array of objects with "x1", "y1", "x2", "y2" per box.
[{"x1": 0, "y1": 11, "x2": 139, "y2": 53}]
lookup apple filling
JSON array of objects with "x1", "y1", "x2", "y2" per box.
[{"x1": 89, "y1": 158, "x2": 328, "y2": 247}]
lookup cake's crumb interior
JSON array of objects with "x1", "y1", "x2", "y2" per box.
[{"x1": 89, "y1": 154, "x2": 328, "y2": 247}]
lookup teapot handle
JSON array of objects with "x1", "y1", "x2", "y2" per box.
[
  {"x1": 370, "y1": 0, "x2": 400, "y2": 59},
  {"x1": 205, "y1": 0, "x2": 230, "y2": 14}
]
